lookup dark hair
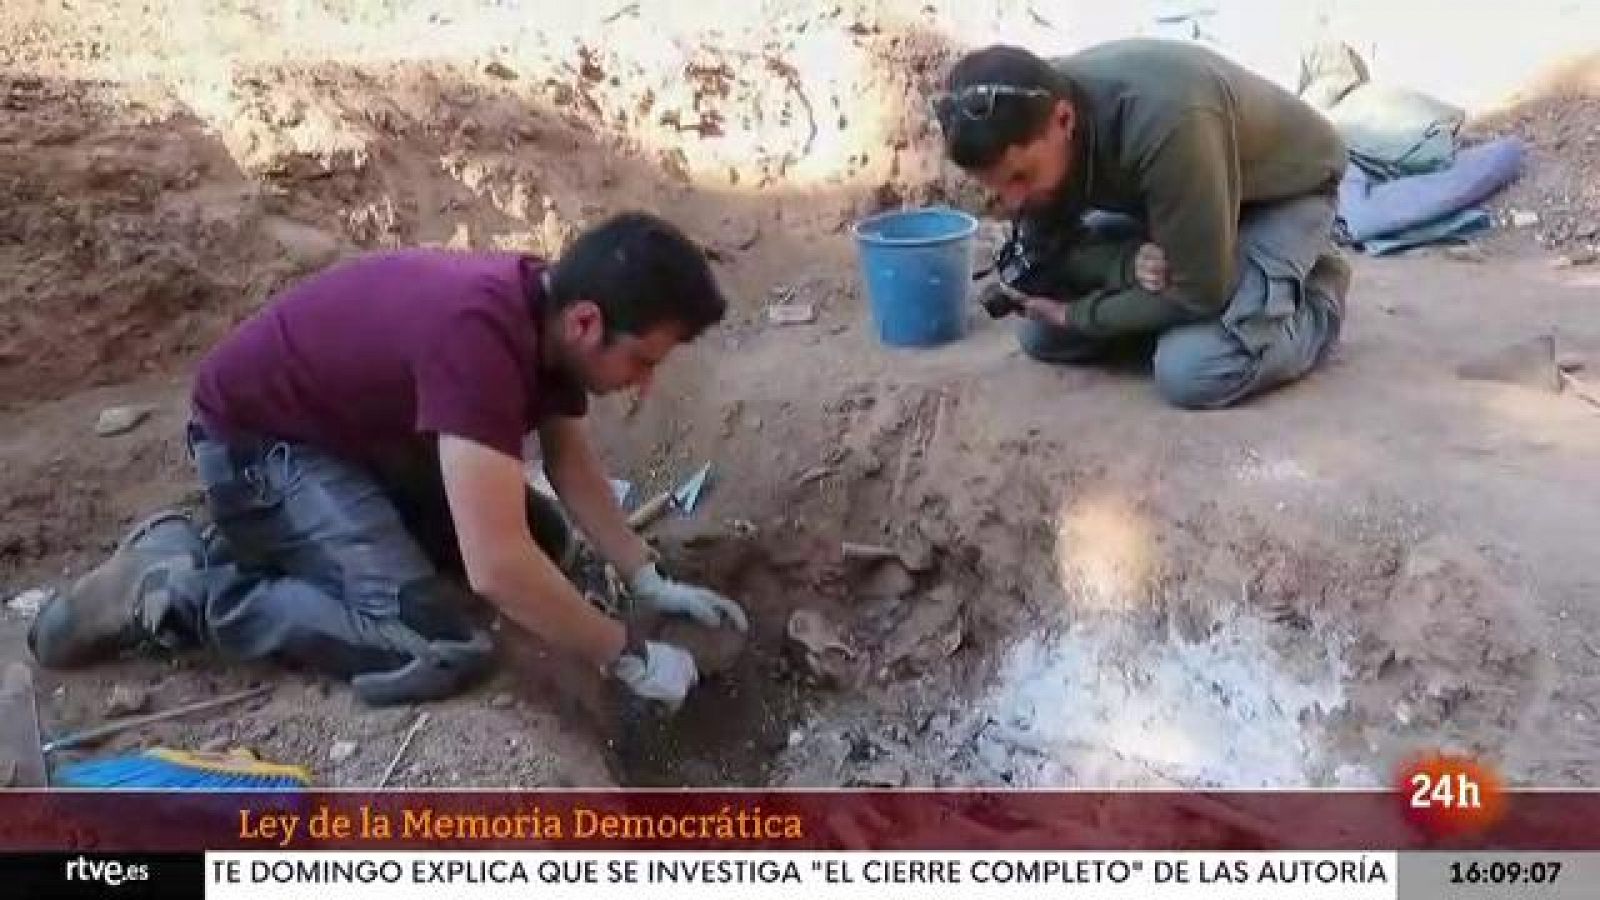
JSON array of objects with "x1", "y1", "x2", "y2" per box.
[
  {"x1": 941, "y1": 45, "x2": 1068, "y2": 170},
  {"x1": 549, "y1": 212, "x2": 726, "y2": 341}
]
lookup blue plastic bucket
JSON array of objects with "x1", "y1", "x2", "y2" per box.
[{"x1": 852, "y1": 206, "x2": 978, "y2": 347}]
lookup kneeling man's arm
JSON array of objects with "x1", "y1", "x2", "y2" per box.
[
  {"x1": 1062, "y1": 111, "x2": 1239, "y2": 337},
  {"x1": 1136, "y1": 109, "x2": 1240, "y2": 314},
  {"x1": 438, "y1": 434, "x2": 626, "y2": 669},
  {"x1": 537, "y1": 415, "x2": 655, "y2": 576}
]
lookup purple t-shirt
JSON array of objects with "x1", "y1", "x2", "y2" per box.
[{"x1": 193, "y1": 250, "x2": 587, "y2": 461}]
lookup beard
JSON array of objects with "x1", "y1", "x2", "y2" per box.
[{"x1": 1019, "y1": 169, "x2": 1076, "y2": 219}]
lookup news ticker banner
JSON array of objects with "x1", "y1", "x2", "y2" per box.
[
  {"x1": 5, "y1": 852, "x2": 1598, "y2": 900},
  {"x1": 1, "y1": 789, "x2": 1597, "y2": 852}
]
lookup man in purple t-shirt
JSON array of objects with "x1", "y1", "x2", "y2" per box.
[{"x1": 30, "y1": 212, "x2": 743, "y2": 710}]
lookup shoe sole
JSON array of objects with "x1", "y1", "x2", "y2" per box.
[{"x1": 117, "y1": 510, "x2": 200, "y2": 555}]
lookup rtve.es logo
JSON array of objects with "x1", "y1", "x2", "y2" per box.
[{"x1": 65, "y1": 856, "x2": 152, "y2": 887}]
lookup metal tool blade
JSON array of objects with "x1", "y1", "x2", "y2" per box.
[{"x1": 670, "y1": 462, "x2": 711, "y2": 515}]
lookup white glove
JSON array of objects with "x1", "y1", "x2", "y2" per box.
[
  {"x1": 610, "y1": 641, "x2": 699, "y2": 712},
  {"x1": 628, "y1": 563, "x2": 749, "y2": 632}
]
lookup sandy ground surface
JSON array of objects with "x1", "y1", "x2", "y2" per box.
[{"x1": 2, "y1": 1, "x2": 1598, "y2": 793}]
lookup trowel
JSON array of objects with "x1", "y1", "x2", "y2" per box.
[
  {"x1": 1456, "y1": 334, "x2": 1600, "y2": 408},
  {"x1": 1456, "y1": 335, "x2": 1562, "y2": 392},
  {"x1": 626, "y1": 462, "x2": 712, "y2": 529}
]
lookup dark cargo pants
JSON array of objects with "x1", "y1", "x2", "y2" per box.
[
  {"x1": 169, "y1": 422, "x2": 571, "y2": 705},
  {"x1": 1017, "y1": 193, "x2": 1350, "y2": 409}
]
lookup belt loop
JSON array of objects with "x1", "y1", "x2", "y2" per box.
[
  {"x1": 183, "y1": 420, "x2": 201, "y2": 462},
  {"x1": 266, "y1": 442, "x2": 292, "y2": 487}
]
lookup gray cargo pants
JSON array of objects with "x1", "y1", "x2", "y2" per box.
[
  {"x1": 166, "y1": 422, "x2": 572, "y2": 705},
  {"x1": 1017, "y1": 193, "x2": 1350, "y2": 409}
]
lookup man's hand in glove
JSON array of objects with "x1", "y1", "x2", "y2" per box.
[
  {"x1": 611, "y1": 640, "x2": 698, "y2": 712},
  {"x1": 628, "y1": 563, "x2": 749, "y2": 631}
]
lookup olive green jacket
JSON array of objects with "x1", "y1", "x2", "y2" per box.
[{"x1": 1039, "y1": 39, "x2": 1347, "y2": 336}]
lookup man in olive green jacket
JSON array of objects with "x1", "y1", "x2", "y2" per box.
[{"x1": 934, "y1": 39, "x2": 1351, "y2": 408}]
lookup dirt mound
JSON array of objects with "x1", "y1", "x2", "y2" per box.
[
  {"x1": 0, "y1": 77, "x2": 334, "y2": 409},
  {"x1": 1345, "y1": 536, "x2": 1544, "y2": 756},
  {"x1": 1474, "y1": 71, "x2": 1600, "y2": 254},
  {"x1": 0, "y1": 5, "x2": 973, "y2": 408}
]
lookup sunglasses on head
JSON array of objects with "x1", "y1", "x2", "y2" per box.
[{"x1": 929, "y1": 83, "x2": 1052, "y2": 125}]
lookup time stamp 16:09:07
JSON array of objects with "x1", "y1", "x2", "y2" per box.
[{"x1": 1447, "y1": 860, "x2": 1563, "y2": 886}]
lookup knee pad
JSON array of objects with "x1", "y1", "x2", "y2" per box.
[
  {"x1": 347, "y1": 579, "x2": 495, "y2": 706},
  {"x1": 349, "y1": 631, "x2": 494, "y2": 706}
]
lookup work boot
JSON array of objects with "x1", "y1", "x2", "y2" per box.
[{"x1": 28, "y1": 511, "x2": 205, "y2": 668}]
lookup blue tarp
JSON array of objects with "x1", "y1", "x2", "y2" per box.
[
  {"x1": 1337, "y1": 136, "x2": 1527, "y2": 249},
  {"x1": 1299, "y1": 41, "x2": 1525, "y2": 254},
  {"x1": 1358, "y1": 209, "x2": 1492, "y2": 256}
]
